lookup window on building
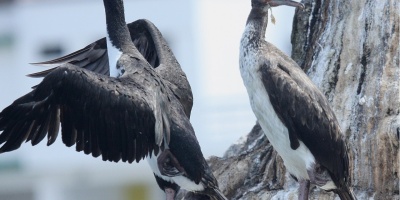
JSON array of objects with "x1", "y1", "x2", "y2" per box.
[
  {"x1": 0, "y1": 0, "x2": 15, "y2": 6},
  {"x1": 39, "y1": 43, "x2": 64, "y2": 58},
  {"x1": 0, "y1": 33, "x2": 14, "y2": 50}
]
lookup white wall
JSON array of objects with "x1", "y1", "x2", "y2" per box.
[{"x1": 193, "y1": 0, "x2": 298, "y2": 157}]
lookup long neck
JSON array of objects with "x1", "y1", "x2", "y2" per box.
[
  {"x1": 244, "y1": 6, "x2": 269, "y2": 42},
  {"x1": 103, "y1": 0, "x2": 134, "y2": 52}
]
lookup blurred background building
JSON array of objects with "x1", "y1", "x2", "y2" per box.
[{"x1": 0, "y1": 0, "x2": 297, "y2": 199}]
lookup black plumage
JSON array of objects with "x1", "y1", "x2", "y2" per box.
[
  {"x1": 0, "y1": 0, "x2": 226, "y2": 199},
  {"x1": 240, "y1": 0, "x2": 355, "y2": 199},
  {"x1": 1, "y1": 63, "x2": 158, "y2": 162},
  {"x1": 260, "y1": 50, "x2": 349, "y2": 187},
  {"x1": 30, "y1": 19, "x2": 193, "y2": 117}
]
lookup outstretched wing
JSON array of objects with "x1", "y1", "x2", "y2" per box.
[
  {"x1": 260, "y1": 59, "x2": 349, "y2": 186},
  {"x1": 130, "y1": 19, "x2": 194, "y2": 117},
  {"x1": 29, "y1": 19, "x2": 164, "y2": 77},
  {"x1": 0, "y1": 64, "x2": 162, "y2": 163},
  {"x1": 29, "y1": 39, "x2": 109, "y2": 77},
  {"x1": 30, "y1": 19, "x2": 193, "y2": 117}
]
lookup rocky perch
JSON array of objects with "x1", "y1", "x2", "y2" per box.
[
  {"x1": 180, "y1": 121, "x2": 398, "y2": 199},
  {"x1": 180, "y1": 123, "x2": 350, "y2": 199}
]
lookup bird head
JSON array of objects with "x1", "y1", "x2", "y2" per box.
[
  {"x1": 251, "y1": 0, "x2": 304, "y2": 9},
  {"x1": 154, "y1": 106, "x2": 227, "y2": 200},
  {"x1": 150, "y1": 124, "x2": 227, "y2": 199}
]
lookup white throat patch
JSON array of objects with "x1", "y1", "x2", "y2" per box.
[{"x1": 106, "y1": 36, "x2": 124, "y2": 78}]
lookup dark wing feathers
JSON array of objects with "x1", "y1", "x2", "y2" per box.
[
  {"x1": 30, "y1": 39, "x2": 109, "y2": 77},
  {"x1": 261, "y1": 62, "x2": 349, "y2": 186},
  {"x1": 30, "y1": 19, "x2": 193, "y2": 118},
  {"x1": 27, "y1": 67, "x2": 58, "y2": 78},
  {"x1": 28, "y1": 19, "x2": 160, "y2": 78},
  {"x1": 0, "y1": 64, "x2": 159, "y2": 163},
  {"x1": 128, "y1": 19, "x2": 160, "y2": 68}
]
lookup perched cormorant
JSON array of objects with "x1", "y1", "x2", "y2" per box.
[
  {"x1": 0, "y1": 0, "x2": 226, "y2": 199},
  {"x1": 239, "y1": 0, "x2": 356, "y2": 199}
]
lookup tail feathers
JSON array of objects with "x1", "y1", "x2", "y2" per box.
[{"x1": 336, "y1": 187, "x2": 357, "y2": 200}]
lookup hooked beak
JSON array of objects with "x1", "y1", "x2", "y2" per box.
[{"x1": 268, "y1": 0, "x2": 305, "y2": 9}]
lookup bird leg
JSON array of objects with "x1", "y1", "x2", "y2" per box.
[
  {"x1": 298, "y1": 179, "x2": 310, "y2": 200},
  {"x1": 165, "y1": 188, "x2": 176, "y2": 200}
]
